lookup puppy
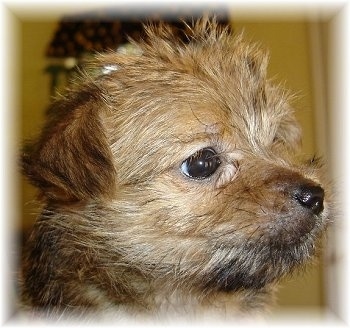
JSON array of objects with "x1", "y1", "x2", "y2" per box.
[{"x1": 20, "y1": 19, "x2": 331, "y2": 320}]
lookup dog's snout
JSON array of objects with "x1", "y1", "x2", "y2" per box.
[{"x1": 293, "y1": 184, "x2": 325, "y2": 215}]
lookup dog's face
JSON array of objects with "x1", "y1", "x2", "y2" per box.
[{"x1": 23, "y1": 21, "x2": 331, "y2": 297}]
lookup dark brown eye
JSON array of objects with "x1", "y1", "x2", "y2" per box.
[{"x1": 181, "y1": 148, "x2": 221, "y2": 180}]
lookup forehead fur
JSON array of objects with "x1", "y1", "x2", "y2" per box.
[{"x1": 97, "y1": 19, "x2": 269, "y2": 96}]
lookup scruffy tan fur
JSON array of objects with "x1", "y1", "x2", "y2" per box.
[{"x1": 20, "y1": 19, "x2": 331, "y2": 321}]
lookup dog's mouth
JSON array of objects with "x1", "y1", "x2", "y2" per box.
[{"x1": 268, "y1": 207, "x2": 319, "y2": 246}]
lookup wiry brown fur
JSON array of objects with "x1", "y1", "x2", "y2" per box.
[{"x1": 20, "y1": 19, "x2": 331, "y2": 321}]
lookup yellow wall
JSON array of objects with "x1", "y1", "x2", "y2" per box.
[
  {"x1": 20, "y1": 18, "x2": 325, "y2": 310},
  {"x1": 21, "y1": 21, "x2": 58, "y2": 230}
]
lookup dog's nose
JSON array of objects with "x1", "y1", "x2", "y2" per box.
[{"x1": 293, "y1": 184, "x2": 325, "y2": 215}]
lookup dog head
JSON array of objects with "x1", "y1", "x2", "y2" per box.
[{"x1": 23, "y1": 20, "x2": 331, "y2": 295}]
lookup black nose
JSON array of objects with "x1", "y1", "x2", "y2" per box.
[{"x1": 293, "y1": 184, "x2": 325, "y2": 215}]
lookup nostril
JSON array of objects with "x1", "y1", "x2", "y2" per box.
[{"x1": 293, "y1": 184, "x2": 325, "y2": 215}]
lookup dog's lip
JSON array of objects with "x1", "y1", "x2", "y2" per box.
[{"x1": 268, "y1": 212, "x2": 319, "y2": 245}]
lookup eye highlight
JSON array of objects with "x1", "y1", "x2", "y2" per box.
[{"x1": 180, "y1": 148, "x2": 221, "y2": 180}]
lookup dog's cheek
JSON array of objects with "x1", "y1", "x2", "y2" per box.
[{"x1": 105, "y1": 181, "x2": 221, "y2": 278}]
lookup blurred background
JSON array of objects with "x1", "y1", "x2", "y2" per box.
[{"x1": 3, "y1": 1, "x2": 347, "y2": 323}]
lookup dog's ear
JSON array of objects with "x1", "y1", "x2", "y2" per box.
[
  {"x1": 22, "y1": 85, "x2": 116, "y2": 203},
  {"x1": 244, "y1": 49, "x2": 269, "y2": 85},
  {"x1": 276, "y1": 112, "x2": 302, "y2": 149}
]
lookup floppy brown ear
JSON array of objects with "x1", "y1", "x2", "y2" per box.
[{"x1": 22, "y1": 85, "x2": 116, "y2": 203}]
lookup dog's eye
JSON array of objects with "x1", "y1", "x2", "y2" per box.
[{"x1": 181, "y1": 148, "x2": 221, "y2": 180}]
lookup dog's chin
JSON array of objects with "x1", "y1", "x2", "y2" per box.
[
  {"x1": 203, "y1": 215, "x2": 324, "y2": 293},
  {"x1": 205, "y1": 241, "x2": 316, "y2": 293}
]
